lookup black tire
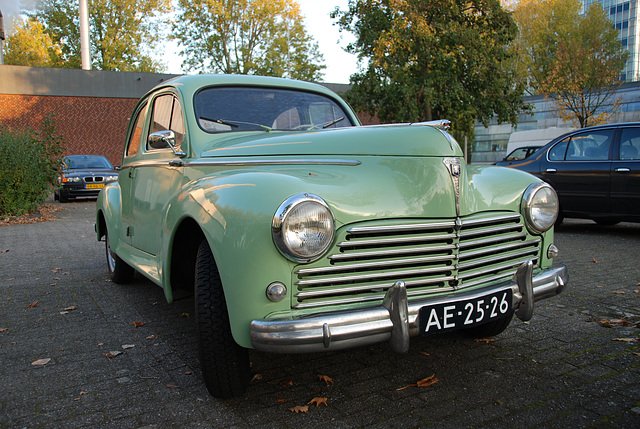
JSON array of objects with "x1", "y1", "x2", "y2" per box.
[
  {"x1": 463, "y1": 311, "x2": 514, "y2": 338},
  {"x1": 105, "y1": 229, "x2": 135, "y2": 283},
  {"x1": 195, "y1": 239, "x2": 250, "y2": 399},
  {"x1": 59, "y1": 191, "x2": 69, "y2": 203}
]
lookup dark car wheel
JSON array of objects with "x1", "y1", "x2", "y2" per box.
[
  {"x1": 195, "y1": 239, "x2": 250, "y2": 399},
  {"x1": 105, "y1": 229, "x2": 134, "y2": 283},
  {"x1": 463, "y1": 310, "x2": 514, "y2": 338},
  {"x1": 59, "y1": 191, "x2": 69, "y2": 203}
]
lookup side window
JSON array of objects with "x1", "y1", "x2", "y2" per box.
[
  {"x1": 567, "y1": 130, "x2": 613, "y2": 161},
  {"x1": 619, "y1": 128, "x2": 640, "y2": 160},
  {"x1": 125, "y1": 102, "x2": 148, "y2": 158},
  {"x1": 549, "y1": 130, "x2": 614, "y2": 161},
  {"x1": 549, "y1": 137, "x2": 569, "y2": 161},
  {"x1": 149, "y1": 94, "x2": 185, "y2": 150}
]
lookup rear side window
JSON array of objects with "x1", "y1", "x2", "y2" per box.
[
  {"x1": 619, "y1": 128, "x2": 640, "y2": 160},
  {"x1": 549, "y1": 130, "x2": 614, "y2": 161},
  {"x1": 125, "y1": 102, "x2": 148, "y2": 158}
]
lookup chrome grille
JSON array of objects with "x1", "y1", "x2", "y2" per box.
[{"x1": 293, "y1": 213, "x2": 540, "y2": 309}]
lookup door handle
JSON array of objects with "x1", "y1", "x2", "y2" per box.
[
  {"x1": 169, "y1": 160, "x2": 184, "y2": 167},
  {"x1": 615, "y1": 167, "x2": 630, "y2": 172},
  {"x1": 545, "y1": 168, "x2": 557, "y2": 173}
]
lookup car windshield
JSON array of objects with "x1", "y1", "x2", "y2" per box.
[
  {"x1": 64, "y1": 156, "x2": 113, "y2": 170},
  {"x1": 194, "y1": 87, "x2": 353, "y2": 133}
]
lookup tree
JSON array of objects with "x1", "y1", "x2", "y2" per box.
[
  {"x1": 535, "y1": 4, "x2": 627, "y2": 128},
  {"x1": 331, "y1": 0, "x2": 527, "y2": 135},
  {"x1": 32, "y1": 0, "x2": 170, "y2": 72},
  {"x1": 3, "y1": 17, "x2": 63, "y2": 67},
  {"x1": 172, "y1": 0, "x2": 325, "y2": 81}
]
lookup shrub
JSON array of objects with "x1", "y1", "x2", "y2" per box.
[{"x1": 0, "y1": 115, "x2": 66, "y2": 218}]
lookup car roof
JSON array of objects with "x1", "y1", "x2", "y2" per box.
[{"x1": 147, "y1": 74, "x2": 341, "y2": 99}]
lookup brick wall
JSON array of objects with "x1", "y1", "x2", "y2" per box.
[{"x1": 0, "y1": 94, "x2": 138, "y2": 166}]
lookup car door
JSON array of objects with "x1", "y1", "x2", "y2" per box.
[
  {"x1": 540, "y1": 129, "x2": 615, "y2": 215},
  {"x1": 611, "y1": 126, "x2": 640, "y2": 217},
  {"x1": 129, "y1": 91, "x2": 187, "y2": 256},
  {"x1": 119, "y1": 100, "x2": 149, "y2": 246}
]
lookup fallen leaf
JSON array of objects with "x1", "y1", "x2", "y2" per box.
[
  {"x1": 613, "y1": 337, "x2": 640, "y2": 343},
  {"x1": 420, "y1": 352, "x2": 431, "y2": 356},
  {"x1": 0, "y1": 328, "x2": 7, "y2": 333},
  {"x1": 474, "y1": 338, "x2": 495, "y2": 343},
  {"x1": 308, "y1": 397, "x2": 328, "y2": 407},
  {"x1": 121, "y1": 344, "x2": 135, "y2": 350},
  {"x1": 1, "y1": 249, "x2": 9, "y2": 253},
  {"x1": 612, "y1": 291, "x2": 626, "y2": 295},
  {"x1": 288, "y1": 406, "x2": 308, "y2": 413},
  {"x1": 277, "y1": 398, "x2": 287, "y2": 403},
  {"x1": 318, "y1": 374, "x2": 334, "y2": 385},
  {"x1": 185, "y1": 370, "x2": 193, "y2": 375},
  {"x1": 133, "y1": 321, "x2": 145, "y2": 327},
  {"x1": 251, "y1": 374, "x2": 263, "y2": 382},
  {"x1": 635, "y1": 290, "x2": 640, "y2": 294},
  {"x1": 28, "y1": 301, "x2": 38, "y2": 308},
  {"x1": 592, "y1": 258, "x2": 598, "y2": 263},
  {"x1": 166, "y1": 384, "x2": 179, "y2": 389},
  {"x1": 633, "y1": 352, "x2": 640, "y2": 357},
  {"x1": 146, "y1": 335, "x2": 157, "y2": 339},
  {"x1": 416, "y1": 374, "x2": 440, "y2": 387},
  {"x1": 103, "y1": 351, "x2": 123, "y2": 358},
  {"x1": 64, "y1": 306, "x2": 76, "y2": 311},
  {"x1": 52, "y1": 268, "x2": 62, "y2": 273},
  {"x1": 279, "y1": 379, "x2": 293, "y2": 387},
  {"x1": 31, "y1": 358, "x2": 51, "y2": 366},
  {"x1": 397, "y1": 374, "x2": 440, "y2": 390},
  {"x1": 181, "y1": 313, "x2": 190, "y2": 318}
]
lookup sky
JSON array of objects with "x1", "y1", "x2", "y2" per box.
[{"x1": 0, "y1": 0, "x2": 360, "y2": 84}]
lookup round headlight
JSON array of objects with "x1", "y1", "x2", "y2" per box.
[
  {"x1": 272, "y1": 193, "x2": 335, "y2": 263},
  {"x1": 522, "y1": 182, "x2": 559, "y2": 234}
]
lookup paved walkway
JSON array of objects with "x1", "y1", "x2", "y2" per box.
[{"x1": 1, "y1": 199, "x2": 639, "y2": 428}]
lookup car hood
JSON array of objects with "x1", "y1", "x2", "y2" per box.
[
  {"x1": 63, "y1": 168, "x2": 118, "y2": 176},
  {"x1": 199, "y1": 125, "x2": 463, "y2": 158}
]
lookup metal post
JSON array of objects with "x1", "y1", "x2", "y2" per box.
[
  {"x1": 79, "y1": 0, "x2": 90, "y2": 70},
  {"x1": 0, "y1": 9, "x2": 5, "y2": 65}
]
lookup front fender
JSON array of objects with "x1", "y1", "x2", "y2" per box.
[{"x1": 96, "y1": 182, "x2": 123, "y2": 246}]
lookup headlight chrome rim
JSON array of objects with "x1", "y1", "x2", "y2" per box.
[
  {"x1": 522, "y1": 182, "x2": 559, "y2": 234},
  {"x1": 272, "y1": 193, "x2": 335, "y2": 263}
]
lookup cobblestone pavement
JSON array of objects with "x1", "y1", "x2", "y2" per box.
[{"x1": 1, "y1": 199, "x2": 639, "y2": 428}]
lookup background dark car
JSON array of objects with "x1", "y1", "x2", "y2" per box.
[
  {"x1": 55, "y1": 155, "x2": 118, "y2": 203},
  {"x1": 495, "y1": 145, "x2": 543, "y2": 165},
  {"x1": 503, "y1": 123, "x2": 640, "y2": 224}
]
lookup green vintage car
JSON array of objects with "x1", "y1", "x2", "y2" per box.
[{"x1": 96, "y1": 74, "x2": 568, "y2": 398}]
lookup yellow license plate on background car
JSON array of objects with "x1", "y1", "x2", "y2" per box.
[{"x1": 85, "y1": 183, "x2": 105, "y2": 189}]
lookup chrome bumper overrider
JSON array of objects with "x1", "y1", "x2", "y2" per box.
[{"x1": 250, "y1": 262, "x2": 568, "y2": 354}]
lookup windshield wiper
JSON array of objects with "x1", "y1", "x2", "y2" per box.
[
  {"x1": 200, "y1": 117, "x2": 272, "y2": 132},
  {"x1": 322, "y1": 117, "x2": 345, "y2": 129}
]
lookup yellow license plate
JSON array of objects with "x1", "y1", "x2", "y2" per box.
[{"x1": 85, "y1": 183, "x2": 105, "y2": 189}]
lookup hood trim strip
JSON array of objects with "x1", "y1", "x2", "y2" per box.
[{"x1": 186, "y1": 158, "x2": 361, "y2": 167}]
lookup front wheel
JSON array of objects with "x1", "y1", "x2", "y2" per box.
[
  {"x1": 195, "y1": 239, "x2": 250, "y2": 398},
  {"x1": 105, "y1": 229, "x2": 134, "y2": 283}
]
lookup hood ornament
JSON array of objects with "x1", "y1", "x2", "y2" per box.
[{"x1": 443, "y1": 157, "x2": 462, "y2": 217}]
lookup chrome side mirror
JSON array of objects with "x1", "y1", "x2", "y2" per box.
[{"x1": 148, "y1": 130, "x2": 186, "y2": 157}]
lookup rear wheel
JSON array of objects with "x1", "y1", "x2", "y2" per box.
[
  {"x1": 195, "y1": 239, "x2": 250, "y2": 398},
  {"x1": 463, "y1": 310, "x2": 514, "y2": 338},
  {"x1": 105, "y1": 229, "x2": 134, "y2": 283}
]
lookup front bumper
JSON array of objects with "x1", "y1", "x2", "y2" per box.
[{"x1": 250, "y1": 262, "x2": 568, "y2": 353}]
